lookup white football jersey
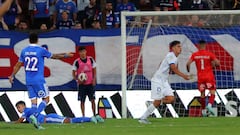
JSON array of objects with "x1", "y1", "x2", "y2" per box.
[{"x1": 151, "y1": 52, "x2": 178, "y2": 82}]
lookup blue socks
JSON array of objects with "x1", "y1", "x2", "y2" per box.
[
  {"x1": 71, "y1": 117, "x2": 91, "y2": 123},
  {"x1": 31, "y1": 103, "x2": 37, "y2": 112},
  {"x1": 33, "y1": 100, "x2": 47, "y2": 117}
]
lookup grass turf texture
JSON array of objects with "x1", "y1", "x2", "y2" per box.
[{"x1": 0, "y1": 117, "x2": 239, "y2": 135}]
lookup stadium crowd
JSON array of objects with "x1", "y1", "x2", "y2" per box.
[{"x1": 0, "y1": 0, "x2": 239, "y2": 31}]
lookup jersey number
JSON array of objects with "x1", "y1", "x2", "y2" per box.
[
  {"x1": 25, "y1": 57, "x2": 38, "y2": 71},
  {"x1": 200, "y1": 59, "x2": 204, "y2": 70}
]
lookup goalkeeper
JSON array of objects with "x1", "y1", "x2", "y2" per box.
[{"x1": 186, "y1": 40, "x2": 220, "y2": 116}]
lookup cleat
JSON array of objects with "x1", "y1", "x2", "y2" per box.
[
  {"x1": 202, "y1": 109, "x2": 208, "y2": 117},
  {"x1": 29, "y1": 115, "x2": 40, "y2": 129},
  {"x1": 206, "y1": 105, "x2": 215, "y2": 116},
  {"x1": 95, "y1": 115, "x2": 104, "y2": 123},
  {"x1": 138, "y1": 119, "x2": 151, "y2": 124},
  {"x1": 91, "y1": 116, "x2": 97, "y2": 124},
  {"x1": 37, "y1": 125, "x2": 45, "y2": 130}
]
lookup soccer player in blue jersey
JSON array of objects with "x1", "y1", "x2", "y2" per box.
[
  {"x1": 15, "y1": 101, "x2": 104, "y2": 125},
  {"x1": 9, "y1": 32, "x2": 73, "y2": 129}
]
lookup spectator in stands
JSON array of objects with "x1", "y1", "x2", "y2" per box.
[
  {"x1": 82, "y1": 0, "x2": 99, "y2": 29},
  {"x1": 153, "y1": 0, "x2": 180, "y2": 25},
  {"x1": 31, "y1": 0, "x2": 53, "y2": 29},
  {"x1": 97, "y1": 0, "x2": 119, "y2": 29},
  {"x1": 154, "y1": 0, "x2": 180, "y2": 11},
  {"x1": 137, "y1": 0, "x2": 153, "y2": 11},
  {"x1": 184, "y1": 0, "x2": 210, "y2": 27},
  {"x1": 116, "y1": 0, "x2": 136, "y2": 23},
  {"x1": 52, "y1": 10, "x2": 74, "y2": 29},
  {"x1": 72, "y1": 21, "x2": 82, "y2": 29},
  {"x1": 39, "y1": 23, "x2": 48, "y2": 30},
  {"x1": 0, "y1": 17, "x2": 9, "y2": 30},
  {"x1": 186, "y1": 15, "x2": 204, "y2": 27},
  {"x1": 189, "y1": 0, "x2": 210, "y2": 10},
  {"x1": 91, "y1": 19, "x2": 101, "y2": 29},
  {"x1": 3, "y1": 0, "x2": 22, "y2": 30},
  {"x1": 17, "y1": 0, "x2": 31, "y2": 25},
  {"x1": 16, "y1": 19, "x2": 29, "y2": 30},
  {"x1": 205, "y1": 0, "x2": 220, "y2": 10},
  {"x1": 77, "y1": 0, "x2": 90, "y2": 11},
  {"x1": 53, "y1": 0, "x2": 77, "y2": 28}
]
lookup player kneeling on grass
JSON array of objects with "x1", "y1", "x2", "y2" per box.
[
  {"x1": 15, "y1": 101, "x2": 104, "y2": 127},
  {"x1": 138, "y1": 40, "x2": 190, "y2": 124}
]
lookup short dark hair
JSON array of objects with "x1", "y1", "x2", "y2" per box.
[
  {"x1": 29, "y1": 32, "x2": 38, "y2": 43},
  {"x1": 169, "y1": 40, "x2": 180, "y2": 48},
  {"x1": 106, "y1": 0, "x2": 112, "y2": 3},
  {"x1": 78, "y1": 46, "x2": 86, "y2": 51},
  {"x1": 198, "y1": 40, "x2": 206, "y2": 45},
  {"x1": 15, "y1": 101, "x2": 25, "y2": 107}
]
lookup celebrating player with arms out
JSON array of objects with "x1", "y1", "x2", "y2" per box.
[
  {"x1": 139, "y1": 40, "x2": 190, "y2": 124},
  {"x1": 9, "y1": 32, "x2": 73, "y2": 129},
  {"x1": 186, "y1": 40, "x2": 220, "y2": 116}
]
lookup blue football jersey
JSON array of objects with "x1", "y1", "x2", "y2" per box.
[
  {"x1": 19, "y1": 44, "x2": 52, "y2": 85},
  {"x1": 22, "y1": 107, "x2": 35, "y2": 122},
  {"x1": 22, "y1": 107, "x2": 45, "y2": 123}
]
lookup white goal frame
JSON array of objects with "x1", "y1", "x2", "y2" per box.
[{"x1": 121, "y1": 10, "x2": 240, "y2": 118}]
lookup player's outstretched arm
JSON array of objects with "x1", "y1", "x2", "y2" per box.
[
  {"x1": 51, "y1": 52, "x2": 74, "y2": 59},
  {"x1": 9, "y1": 61, "x2": 22, "y2": 83},
  {"x1": 170, "y1": 64, "x2": 190, "y2": 80},
  {"x1": 14, "y1": 117, "x2": 24, "y2": 124},
  {"x1": 0, "y1": 0, "x2": 13, "y2": 17}
]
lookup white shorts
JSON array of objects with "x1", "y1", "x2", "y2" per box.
[{"x1": 151, "y1": 80, "x2": 173, "y2": 100}]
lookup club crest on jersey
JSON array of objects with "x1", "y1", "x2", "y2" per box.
[{"x1": 38, "y1": 90, "x2": 46, "y2": 97}]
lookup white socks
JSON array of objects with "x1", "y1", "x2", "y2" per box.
[{"x1": 140, "y1": 104, "x2": 156, "y2": 119}]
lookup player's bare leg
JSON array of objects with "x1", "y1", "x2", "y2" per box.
[
  {"x1": 91, "y1": 99, "x2": 96, "y2": 116},
  {"x1": 200, "y1": 91, "x2": 207, "y2": 117},
  {"x1": 81, "y1": 102, "x2": 85, "y2": 117}
]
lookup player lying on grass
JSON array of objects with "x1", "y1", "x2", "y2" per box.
[{"x1": 15, "y1": 101, "x2": 104, "y2": 128}]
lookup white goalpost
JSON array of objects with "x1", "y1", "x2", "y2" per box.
[{"x1": 121, "y1": 10, "x2": 240, "y2": 118}]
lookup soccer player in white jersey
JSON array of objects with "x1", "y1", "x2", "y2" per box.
[
  {"x1": 138, "y1": 40, "x2": 190, "y2": 124},
  {"x1": 9, "y1": 32, "x2": 73, "y2": 129}
]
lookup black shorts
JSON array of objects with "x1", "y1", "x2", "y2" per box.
[{"x1": 77, "y1": 84, "x2": 95, "y2": 102}]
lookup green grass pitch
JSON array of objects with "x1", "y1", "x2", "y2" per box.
[{"x1": 0, "y1": 117, "x2": 239, "y2": 135}]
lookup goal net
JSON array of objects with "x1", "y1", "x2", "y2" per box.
[{"x1": 121, "y1": 10, "x2": 240, "y2": 118}]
